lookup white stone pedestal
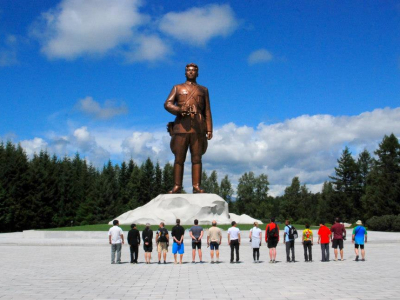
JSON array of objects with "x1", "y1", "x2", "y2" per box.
[{"x1": 109, "y1": 194, "x2": 262, "y2": 225}]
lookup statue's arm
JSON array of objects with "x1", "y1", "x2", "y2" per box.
[
  {"x1": 204, "y1": 88, "x2": 213, "y2": 140},
  {"x1": 164, "y1": 86, "x2": 180, "y2": 116}
]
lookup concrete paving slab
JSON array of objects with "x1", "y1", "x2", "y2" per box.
[{"x1": 0, "y1": 230, "x2": 399, "y2": 299}]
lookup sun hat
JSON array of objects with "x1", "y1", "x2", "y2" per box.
[{"x1": 356, "y1": 220, "x2": 362, "y2": 225}]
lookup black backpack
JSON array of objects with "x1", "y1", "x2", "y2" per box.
[
  {"x1": 268, "y1": 223, "x2": 278, "y2": 239},
  {"x1": 287, "y1": 225, "x2": 298, "y2": 240},
  {"x1": 158, "y1": 228, "x2": 168, "y2": 242}
]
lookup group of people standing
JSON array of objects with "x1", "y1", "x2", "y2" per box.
[{"x1": 107, "y1": 217, "x2": 368, "y2": 264}]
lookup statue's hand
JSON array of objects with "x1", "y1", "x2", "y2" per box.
[
  {"x1": 180, "y1": 105, "x2": 189, "y2": 116},
  {"x1": 207, "y1": 132, "x2": 213, "y2": 140}
]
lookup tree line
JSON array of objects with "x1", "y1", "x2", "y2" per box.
[{"x1": 1, "y1": 133, "x2": 399, "y2": 232}]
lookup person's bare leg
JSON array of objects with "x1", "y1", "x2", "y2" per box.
[
  {"x1": 179, "y1": 254, "x2": 183, "y2": 264},
  {"x1": 340, "y1": 249, "x2": 344, "y2": 260},
  {"x1": 192, "y1": 249, "x2": 196, "y2": 262},
  {"x1": 273, "y1": 248, "x2": 277, "y2": 261},
  {"x1": 158, "y1": 251, "x2": 161, "y2": 262},
  {"x1": 163, "y1": 251, "x2": 167, "y2": 262},
  {"x1": 216, "y1": 250, "x2": 220, "y2": 261},
  {"x1": 210, "y1": 250, "x2": 214, "y2": 261},
  {"x1": 199, "y1": 249, "x2": 202, "y2": 261},
  {"x1": 361, "y1": 249, "x2": 365, "y2": 260},
  {"x1": 334, "y1": 248, "x2": 338, "y2": 260},
  {"x1": 174, "y1": 254, "x2": 177, "y2": 263}
]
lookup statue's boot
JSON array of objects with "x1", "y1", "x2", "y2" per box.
[
  {"x1": 168, "y1": 163, "x2": 183, "y2": 194},
  {"x1": 192, "y1": 163, "x2": 205, "y2": 193}
]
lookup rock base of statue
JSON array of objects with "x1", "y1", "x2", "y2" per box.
[{"x1": 109, "y1": 194, "x2": 262, "y2": 225}]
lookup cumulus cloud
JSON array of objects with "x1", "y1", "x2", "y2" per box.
[
  {"x1": 75, "y1": 96, "x2": 128, "y2": 120},
  {"x1": 159, "y1": 4, "x2": 238, "y2": 46},
  {"x1": 0, "y1": 35, "x2": 19, "y2": 66},
  {"x1": 16, "y1": 107, "x2": 400, "y2": 195},
  {"x1": 30, "y1": 0, "x2": 170, "y2": 62},
  {"x1": 20, "y1": 138, "x2": 48, "y2": 157},
  {"x1": 248, "y1": 49, "x2": 273, "y2": 65}
]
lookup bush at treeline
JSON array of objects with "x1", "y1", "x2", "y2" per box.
[
  {"x1": 1, "y1": 133, "x2": 400, "y2": 232},
  {"x1": 366, "y1": 215, "x2": 400, "y2": 231}
]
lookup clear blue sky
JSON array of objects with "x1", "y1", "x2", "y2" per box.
[{"x1": 1, "y1": 0, "x2": 400, "y2": 194}]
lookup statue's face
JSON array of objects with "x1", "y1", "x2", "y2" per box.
[{"x1": 185, "y1": 66, "x2": 198, "y2": 80}]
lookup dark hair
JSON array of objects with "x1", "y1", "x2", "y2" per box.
[
  {"x1": 271, "y1": 217, "x2": 275, "y2": 222},
  {"x1": 131, "y1": 223, "x2": 136, "y2": 229},
  {"x1": 113, "y1": 220, "x2": 118, "y2": 225},
  {"x1": 186, "y1": 63, "x2": 198, "y2": 71},
  {"x1": 231, "y1": 221, "x2": 236, "y2": 226},
  {"x1": 305, "y1": 223, "x2": 310, "y2": 229},
  {"x1": 176, "y1": 219, "x2": 180, "y2": 225},
  {"x1": 320, "y1": 220, "x2": 325, "y2": 225},
  {"x1": 194, "y1": 219, "x2": 198, "y2": 225},
  {"x1": 335, "y1": 217, "x2": 340, "y2": 223},
  {"x1": 286, "y1": 219, "x2": 291, "y2": 224}
]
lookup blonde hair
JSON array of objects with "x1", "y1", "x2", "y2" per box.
[{"x1": 254, "y1": 222, "x2": 258, "y2": 227}]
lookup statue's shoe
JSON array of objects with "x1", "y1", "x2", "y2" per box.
[
  {"x1": 168, "y1": 185, "x2": 182, "y2": 194},
  {"x1": 192, "y1": 185, "x2": 205, "y2": 193}
]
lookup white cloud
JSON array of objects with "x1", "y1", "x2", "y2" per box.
[
  {"x1": 20, "y1": 138, "x2": 48, "y2": 157},
  {"x1": 31, "y1": 0, "x2": 171, "y2": 62},
  {"x1": 159, "y1": 4, "x2": 238, "y2": 46},
  {"x1": 248, "y1": 49, "x2": 273, "y2": 65},
  {"x1": 75, "y1": 96, "x2": 128, "y2": 120},
  {"x1": 0, "y1": 35, "x2": 18, "y2": 66},
  {"x1": 16, "y1": 107, "x2": 400, "y2": 195}
]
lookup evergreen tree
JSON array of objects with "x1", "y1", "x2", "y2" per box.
[
  {"x1": 204, "y1": 170, "x2": 219, "y2": 194},
  {"x1": 126, "y1": 161, "x2": 141, "y2": 210},
  {"x1": 139, "y1": 158, "x2": 155, "y2": 204},
  {"x1": 363, "y1": 134, "x2": 400, "y2": 219},
  {"x1": 153, "y1": 162, "x2": 163, "y2": 198},
  {"x1": 161, "y1": 162, "x2": 174, "y2": 193},
  {"x1": 219, "y1": 175, "x2": 233, "y2": 204},
  {"x1": 280, "y1": 177, "x2": 301, "y2": 220}
]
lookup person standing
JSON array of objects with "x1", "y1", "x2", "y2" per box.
[
  {"x1": 127, "y1": 223, "x2": 140, "y2": 264},
  {"x1": 171, "y1": 219, "x2": 185, "y2": 264},
  {"x1": 207, "y1": 220, "x2": 222, "y2": 263},
  {"x1": 331, "y1": 217, "x2": 346, "y2": 261},
  {"x1": 164, "y1": 63, "x2": 213, "y2": 193},
  {"x1": 283, "y1": 220, "x2": 295, "y2": 263},
  {"x1": 227, "y1": 221, "x2": 241, "y2": 263},
  {"x1": 265, "y1": 217, "x2": 280, "y2": 263},
  {"x1": 189, "y1": 219, "x2": 204, "y2": 263},
  {"x1": 108, "y1": 220, "x2": 124, "y2": 264},
  {"x1": 352, "y1": 220, "x2": 368, "y2": 261},
  {"x1": 142, "y1": 223, "x2": 153, "y2": 264},
  {"x1": 318, "y1": 221, "x2": 331, "y2": 262},
  {"x1": 249, "y1": 222, "x2": 262, "y2": 263},
  {"x1": 302, "y1": 223, "x2": 313, "y2": 262},
  {"x1": 156, "y1": 222, "x2": 169, "y2": 264}
]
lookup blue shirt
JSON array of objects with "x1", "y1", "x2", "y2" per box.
[
  {"x1": 353, "y1": 226, "x2": 367, "y2": 245},
  {"x1": 285, "y1": 225, "x2": 293, "y2": 242}
]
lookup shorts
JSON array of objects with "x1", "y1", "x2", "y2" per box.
[
  {"x1": 192, "y1": 240, "x2": 202, "y2": 249},
  {"x1": 143, "y1": 244, "x2": 152, "y2": 252},
  {"x1": 267, "y1": 238, "x2": 278, "y2": 249},
  {"x1": 355, "y1": 244, "x2": 364, "y2": 249},
  {"x1": 172, "y1": 242, "x2": 184, "y2": 254},
  {"x1": 157, "y1": 242, "x2": 168, "y2": 253},
  {"x1": 332, "y1": 239, "x2": 344, "y2": 249},
  {"x1": 210, "y1": 241, "x2": 219, "y2": 250}
]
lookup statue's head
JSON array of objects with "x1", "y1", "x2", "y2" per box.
[{"x1": 185, "y1": 63, "x2": 199, "y2": 80}]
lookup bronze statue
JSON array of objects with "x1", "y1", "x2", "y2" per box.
[{"x1": 164, "y1": 63, "x2": 213, "y2": 193}]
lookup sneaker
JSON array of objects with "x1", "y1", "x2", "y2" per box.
[
  {"x1": 355, "y1": 256, "x2": 359, "y2": 262},
  {"x1": 211, "y1": 261, "x2": 215, "y2": 264},
  {"x1": 269, "y1": 260, "x2": 272, "y2": 263},
  {"x1": 253, "y1": 260, "x2": 257, "y2": 263},
  {"x1": 158, "y1": 261, "x2": 161, "y2": 264},
  {"x1": 164, "y1": 261, "x2": 166, "y2": 264},
  {"x1": 334, "y1": 258, "x2": 338, "y2": 262},
  {"x1": 361, "y1": 258, "x2": 365, "y2": 261},
  {"x1": 230, "y1": 261, "x2": 234, "y2": 264},
  {"x1": 273, "y1": 260, "x2": 276, "y2": 263},
  {"x1": 117, "y1": 261, "x2": 121, "y2": 264},
  {"x1": 192, "y1": 261, "x2": 195, "y2": 264},
  {"x1": 111, "y1": 262, "x2": 115, "y2": 264},
  {"x1": 200, "y1": 261, "x2": 204, "y2": 264}
]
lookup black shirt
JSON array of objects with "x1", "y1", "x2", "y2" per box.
[
  {"x1": 142, "y1": 228, "x2": 153, "y2": 246},
  {"x1": 128, "y1": 228, "x2": 140, "y2": 245},
  {"x1": 172, "y1": 225, "x2": 185, "y2": 241}
]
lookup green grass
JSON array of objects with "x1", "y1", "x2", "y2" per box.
[{"x1": 42, "y1": 223, "x2": 321, "y2": 232}]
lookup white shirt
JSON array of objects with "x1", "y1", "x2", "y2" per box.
[
  {"x1": 228, "y1": 227, "x2": 240, "y2": 240},
  {"x1": 108, "y1": 226, "x2": 123, "y2": 244},
  {"x1": 250, "y1": 227, "x2": 262, "y2": 239}
]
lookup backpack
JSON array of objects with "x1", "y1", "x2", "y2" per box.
[
  {"x1": 287, "y1": 225, "x2": 298, "y2": 240},
  {"x1": 267, "y1": 223, "x2": 278, "y2": 239},
  {"x1": 158, "y1": 228, "x2": 168, "y2": 242}
]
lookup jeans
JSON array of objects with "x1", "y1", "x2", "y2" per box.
[
  {"x1": 111, "y1": 243, "x2": 122, "y2": 263},
  {"x1": 230, "y1": 240, "x2": 239, "y2": 262},
  {"x1": 130, "y1": 244, "x2": 139, "y2": 263},
  {"x1": 321, "y1": 243, "x2": 329, "y2": 261},
  {"x1": 303, "y1": 241, "x2": 312, "y2": 261},
  {"x1": 286, "y1": 240, "x2": 295, "y2": 261}
]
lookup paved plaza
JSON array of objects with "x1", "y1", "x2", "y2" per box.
[{"x1": 0, "y1": 230, "x2": 399, "y2": 300}]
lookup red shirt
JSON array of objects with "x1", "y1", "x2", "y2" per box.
[
  {"x1": 318, "y1": 225, "x2": 331, "y2": 244},
  {"x1": 265, "y1": 223, "x2": 280, "y2": 242}
]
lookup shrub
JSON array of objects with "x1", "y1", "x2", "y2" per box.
[
  {"x1": 392, "y1": 215, "x2": 400, "y2": 232},
  {"x1": 366, "y1": 215, "x2": 397, "y2": 231}
]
